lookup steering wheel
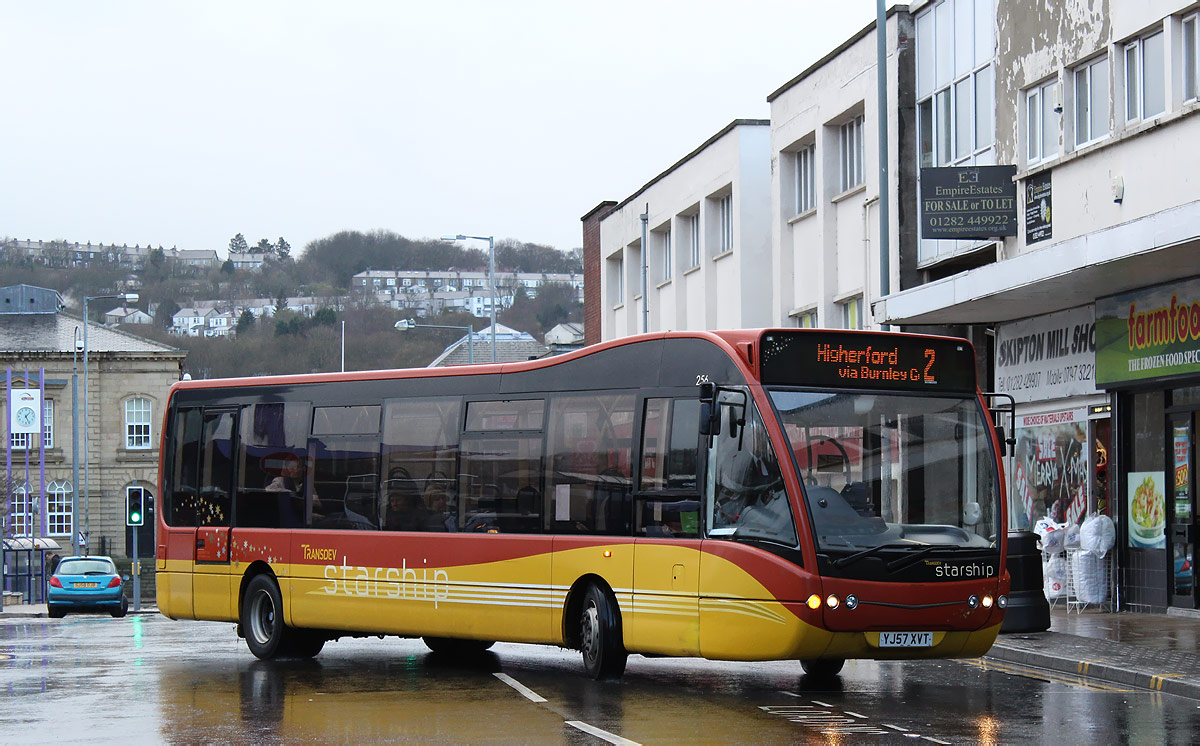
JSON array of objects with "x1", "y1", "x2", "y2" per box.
[{"x1": 807, "y1": 435, "x2": 851, "y2": 485}]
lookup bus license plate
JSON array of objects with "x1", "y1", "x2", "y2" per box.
[{"x1": 879, "y1": 631, "x2": 933, "y2": 647}]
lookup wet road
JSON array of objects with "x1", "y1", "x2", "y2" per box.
[{"x1": 3, "y1": 613, "x2": 1199, "y2": 744}]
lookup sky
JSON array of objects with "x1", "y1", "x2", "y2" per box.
[{"x1": 1, "y1": 1, "x2": 887, "y2": 258}]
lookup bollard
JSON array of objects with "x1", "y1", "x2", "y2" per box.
[{"x1": 1000, "y1": 530, "x2": 1051, "y2": 633}]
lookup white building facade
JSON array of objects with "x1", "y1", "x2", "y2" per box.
[
  {"x1": 599, "y1": 119, "x2": 773, "y2": 339},
  {"x1": 768, "y1": 9, "x2": 914, "y2": 331}
]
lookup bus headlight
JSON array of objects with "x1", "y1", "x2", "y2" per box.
[
  {"x1": 826, "y1": 594, "x2": 840, "y2": 610},
  {"x1": 981, "y1": 595, "x2": 994, "y2": 608},
  {"x1": 806, "y1": 594, "x2": 822, "y2": 610},
  {"x1": 997, "y1": 595, "x2": 1008, "y2": 609},
  {"x1": 967, "y1": 595, "x2": 980, "y2": 608},
  {"x1": 844, "y1": 594, "x2": 858, "y2": 610}
]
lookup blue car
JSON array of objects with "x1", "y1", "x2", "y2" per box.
[{"x1": 47, "y1": 556, "x2": 128, "y2": 618}]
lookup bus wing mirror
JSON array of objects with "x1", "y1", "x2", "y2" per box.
[{"x1": 698, "y1": 383, "x2": 720, "y2": 437}]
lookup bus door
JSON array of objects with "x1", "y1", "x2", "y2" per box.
[
  {"x1": 159, "y1": 407, "x2": 202, "y2": 619},
  {"x1": 193, "y1": 408, "x2": 238, "y2": 621},
  {"x1": 629, "y1": 397, "x2": 702, "y2": 656}
]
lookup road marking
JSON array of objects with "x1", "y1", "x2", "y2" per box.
[
  {"x1": 565, "y1": 720, "x2": 641, "y2": 745},
  {"x1": 1150, "y1": 674, "x2": 1183, "y2": 691},
  {"x1": 492, "y1": 672, "x2": 547, "y2": 703}
]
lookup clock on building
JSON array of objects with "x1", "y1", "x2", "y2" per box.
[{"x1": 15, "y1": 406, "x2": 37, "y2": 427}]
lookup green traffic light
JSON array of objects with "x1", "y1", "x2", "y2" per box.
[{"x1": 130, "y1": 511, "x2": 141, "y2": 523}]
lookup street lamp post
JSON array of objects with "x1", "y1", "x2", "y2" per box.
[
  {"x1": 394, "y1": 319, "x2": 475, "y2": 364},
  {"x1": 442, "y1": 234, "x2": 496, "y2": 362},
  {"x1": 71, "y1": 327, "x2": 82, "y2": 556},
  {"x1": 81, "y1": 292, "x2": 138, "y2": 556}
]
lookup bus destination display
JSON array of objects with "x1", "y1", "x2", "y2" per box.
[{"x1": 760, "y1": 331, "x2": 977, "y2": 393}]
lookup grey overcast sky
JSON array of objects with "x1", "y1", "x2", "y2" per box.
[{"x1": 2, "y1": 1, "x2": 885, "y2": 258}]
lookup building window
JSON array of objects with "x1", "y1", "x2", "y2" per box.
[
  {"x1": 1026, "y1": 80, "x2": 1059, "y2": 164},
  {"x1": 125, "y1": 397, "x2": 152, "y2": 449},
  {"x1": 717, "y1": 194, "x2": 733, "y2": 255},
  {"x1": 10, "y1": 399, "x2": 52, "y2": 450},
  {"x1": 10, "y1": 483, "x2": 31, "y2": 536},
  {"x1": 916, "y1": 0, "x2": 996, "y2": 167},
  {"x1": 794, "y1": 145, "x2": 816, "y2": 214},
  {"x1": 608, "y1": 254, "x2": 624, "y2": 305},
  {"x1": 1185, "y1": 14, "x2": 1199, "y2": 103},
  {"x1": 1074, "y1": 54, "x2": 1110, "y2": 147},
  {"x1": 839, "y1": 115, "x2": 865, "y2": 192},
  {"x1": 660, "y1": 227, "x2": 673, "y2": 281},
  {"x1": 687, "y1": 213, "x2": 700, "y2": 267},
  {"x1": 794, "y1": 311, "x2": 818, "y2": 328},
  {"x1": 840, "y1": 297, "x2": 862, "y2": 330},
  {"x1": 1124, "y1": 31, "x2": 1165, "y2": 122},
  {"x1": 47, "y1": 481, "x2": 72, "y2": 536}
]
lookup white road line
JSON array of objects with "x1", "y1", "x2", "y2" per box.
[
  {"x1": 566, "y1": 720, "x2": 641, "y2": 745},
  {"x1": 811, "y1": 699, "x2": 832, "y2": 707},
  {"x1": 492, "y1": 672, "x2": 547, "y2": 703},
  {"x1": 923, "y1": 737, "x2": 952, "y2": 744},
  {"x1": 845, "y1": 711, "x2": 868, "y2": 719}
]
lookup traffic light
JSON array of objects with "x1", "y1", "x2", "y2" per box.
[{"x1": 126, "y1": 490, "x2": 144, "y2": 527}]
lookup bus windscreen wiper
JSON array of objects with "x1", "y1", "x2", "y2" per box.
[{"x1": 831, "y1": 542, "x2": 930, "y2": 569}]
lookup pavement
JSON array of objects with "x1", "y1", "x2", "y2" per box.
[{"x1": 3, "y1": 598, "x2": 1200, "y2": 699}]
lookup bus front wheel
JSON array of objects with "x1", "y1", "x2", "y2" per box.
[
  {"x1": 580, "y1": 584, "x2": 627, "y2": 680},
  {"x1": 242, "y1": 574, "x2": 290, "y2": 660}
]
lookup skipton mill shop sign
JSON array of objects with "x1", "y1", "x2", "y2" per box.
[
  {"x1": 920, "y1": 165, "x2": 1017, "y2": 239},
  {"x1": 996, "y1": 306, "x2": 1097, "y2": 403}
]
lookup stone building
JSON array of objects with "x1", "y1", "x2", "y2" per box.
[{"x1": 1, "y1": 284, "x2": 185, "y2": 561}]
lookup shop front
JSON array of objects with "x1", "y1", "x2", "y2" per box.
[{"x1": 1097, "y1": 276, "x2": 1200, "y2": 612}]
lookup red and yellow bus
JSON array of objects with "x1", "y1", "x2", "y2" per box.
[{"x1": 156, "y1": 328, "x2": 1008, "y2": 678}]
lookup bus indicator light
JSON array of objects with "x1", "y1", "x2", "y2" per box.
[
  {"x1": 603, "y1": 551, "x2": 612, "y2": 558},
  {"x1": 806, "y1": 594, "x2": 822, "y2": 610},
  {"x1": 826, "y1": 595, "x2": 840, "y2": 609}
]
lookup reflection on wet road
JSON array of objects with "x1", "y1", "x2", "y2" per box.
[{"x1": 2, "y1": 614, "x2": 1198, "y2": 743}]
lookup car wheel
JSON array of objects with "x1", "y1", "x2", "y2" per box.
[
  {"x1": 242, "y1": 574, "x2": 290, "y2": 660},
  {"x1": 111, "y1": 596, "x2": 129, "y2": 618},
  {"x1": 422, "y1": 637, "x2": 495, "y2": 655},
  {"x1": 48, "y1": 607, "x2": 66, "y2": 619},
  {"x1": 579, "y1": 584, "x2": 627, "y2": 680},
  {"x1": 800, "y1": 658, "x2": 845, "y2": 678}
]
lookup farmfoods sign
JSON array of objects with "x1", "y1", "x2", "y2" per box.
[
  {"x1": 920, "y1": 165, "x2": 1017, "y2": 239},
  {"x1": 1096, "y1": 276, "x2": 1200, "y2": 386}
]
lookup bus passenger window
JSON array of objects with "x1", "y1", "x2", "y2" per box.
[
  {"x1": 458, "y1": 436, "x2": 542, "y2": 533},
  {"x1": 236, "y1": 401, "x2": 311, "y2": 529},
  {"x1": 198, "y1": 412, "x2": 235, "y2": 527},
  {"x1": 382, "y1": 397, "x2": 461, "y2": 529},
  {"x1": 545, "y1": 393, "x2": 635, "y2": 535},
  {"x1": 308, "y1": 436, "x2": 379, "y2": 530}
]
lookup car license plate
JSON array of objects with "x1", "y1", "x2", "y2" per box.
[
  {"x1": 74, "y1": 582, "x2": 99, "y2": 588},
  {"x1": 879, "y1": 631, "x2": 933, "y2": 647}
]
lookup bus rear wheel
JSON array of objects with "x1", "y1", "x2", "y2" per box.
[
  {"x1": 422, "y1": 637, "x2": 495, "y2": 655},
  {"x1": 242, "y1": 574, "x2": 290, "y2": 660},
  {"x1": 800, "y1": 658, "x2": 845, "y2": 678},
  {"x1": 580, "y1": 584, "x2": 627, "y2": 680}
]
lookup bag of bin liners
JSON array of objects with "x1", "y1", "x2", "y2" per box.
[
  {"x1": 1071, "y1": 550, "x2": 1108, "y2": 604},
  {"x1": 1040, "y1": 526, "x2": 1066, "y2": 555},
  {"x1": 1044, "y1": 555, "x2": 1068, "y2": 599},
  {"x1": 1064, "y1": 522, "x2": 1081, "y2": 549},
  {"x1": 1079, "y1": 514, "x2": 1116, "y2": 556}
]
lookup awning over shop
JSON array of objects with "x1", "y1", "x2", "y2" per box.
[{"x1": 872, "y1": 202, "x2": 1200, "y2": 327}]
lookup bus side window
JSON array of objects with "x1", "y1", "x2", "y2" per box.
[
  {"x1": 236, "y1": 401, "x2": 311, "y2": 529},
  {"x1": 168, "y1": 408, "x2": 203, "y2": 527},
  {"x1": 198, "y1": 411, "x2": 235, "y2": 527},
  {"x1": 637, "y1": 398, "x2": 701, "y2": 538},
  {"x1": 545, "y1": 392, "x2": 635, "y2": 535},
  {"x1": 382, "y1": 397, "x2": 462, "y2": 532}
]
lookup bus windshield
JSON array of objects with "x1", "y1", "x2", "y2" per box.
[{"x1": 768, "y1": 388, "x2": 998, "y2": 554}]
